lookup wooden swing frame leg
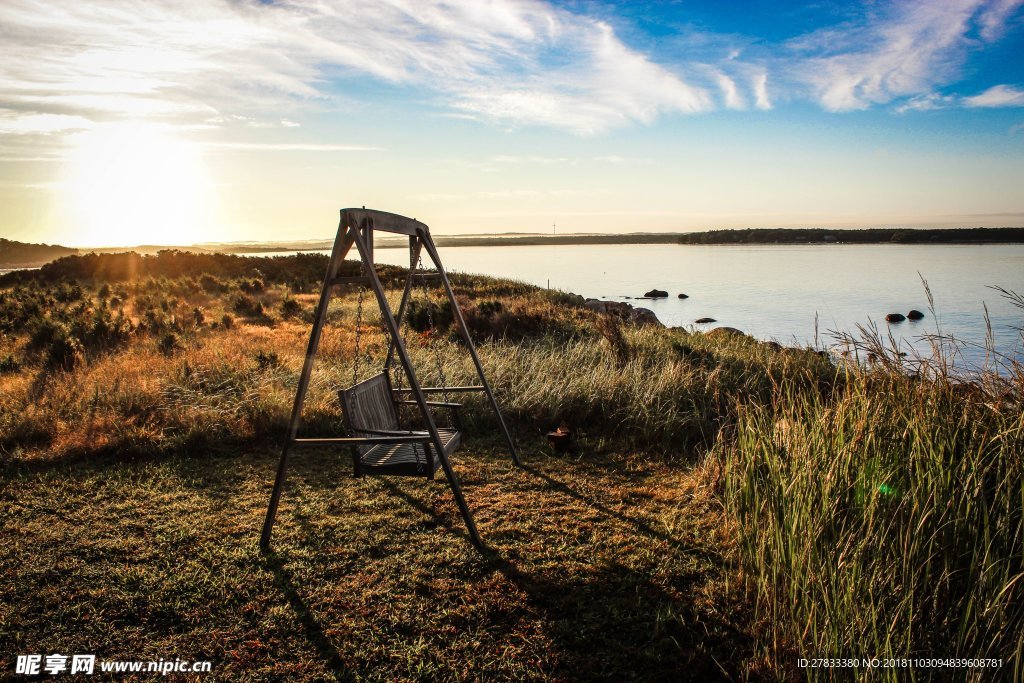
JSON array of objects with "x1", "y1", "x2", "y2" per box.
[
  {"x1": 349, "y1": 227, "x2": 483, "y2": 548},
  {"x1": 420, "y1": 232, "x2": 521, "y2": 467},
  {"x1": 261, "y1": 224, "x2": 354, "y2": 550},
  {"x1": 382, "y1": 236, "x2": 423, "y2": 431}
]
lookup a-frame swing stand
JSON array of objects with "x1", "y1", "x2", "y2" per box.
[{"x1": 260, "y1": 208, "x2": 520, "y2": 551}]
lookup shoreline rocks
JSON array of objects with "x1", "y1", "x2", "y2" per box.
[
  {"x1": 644, "y1": 288, "x2": 669, "y2": 298},
  {"x1": 907, "y1": 309, "x2": 925, "y2": 320},
  {"x1": 677, "y1": 293, "x2": 689, "y2": 299},
  {"x1": 694, "y1": 317, "x2": 716, "y2": 324},
  {"x1": 706, "y1": 326, "x2": 744, "y2": 338},
  {"x1": 885, "y1": 313, "x2": 906, "y2": 323},
  {"x1": 583, "y1": 299, "x2": 663, "y2": 327}
]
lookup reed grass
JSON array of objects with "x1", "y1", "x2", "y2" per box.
[{"x1": 721, "y1": 339, "x2": 1024, "y2": 679}]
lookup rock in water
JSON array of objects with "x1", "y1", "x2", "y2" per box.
[
  {"x1": 694, "y1": 317, "x2": 716, "y2": 324},
  {"x1": 644, "y1": 289, "x2": 669, "y2": 298},
  {"x1": 885, "y1": 313, "x2": 906, "y2": 323},
  {"x1": 907, "y1": 309, "x2": 925, "y2": 320},
  {"x1": 677, "y1": 293, "x2": 689, "y2": 299}
]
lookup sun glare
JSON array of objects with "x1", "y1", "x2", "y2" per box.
[{"x1": 63, "y1": 123, "x2": 212, "y2": 248}]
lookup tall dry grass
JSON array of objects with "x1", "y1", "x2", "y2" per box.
[
  {"x1": 721, "y1": 320, "x2": 1024, "y2": 678},
  {"x1": 1, "y1": 274, "x2": 832, "y2": 459}
]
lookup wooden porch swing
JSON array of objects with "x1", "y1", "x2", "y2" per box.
[{"x1": 260, "y1": 208, "x2": 520, "y2": 550}]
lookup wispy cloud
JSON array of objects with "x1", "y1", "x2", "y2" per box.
[
  {"x1": 895, "y1": 93, "x2": 957, "y2": 112},
  {"x1": 751, "y1": 72, "x2": 773, "y2": 111},
  {"x1": 788, "y1": 0, "x2": 1024, "y2": 111},
  {"x1": 715, "y1": 74, "x2": 746, "y2": 109},
  {"x1": 963, "y1": 84, "x2": 1024, "y2": 107},
  {"x1": 491, "y1": 155, "x2": 571, "y2": 164},
  {"x1": 0, "y1": 0, "x2": 1021, "y2": 144},
  {"x1": 0, "y1": 0, "x2": 712, "y2": 137},
  {"x1": 0, "y1": 113, "x2": 94, "y2": 135},
  {"x1": 205, "y1": 143, "x2": 381, "y2": 152}
]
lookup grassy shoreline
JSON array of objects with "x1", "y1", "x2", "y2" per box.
[{"x1": 2, "y1": 251, "x2": 1023, "y2": 680}]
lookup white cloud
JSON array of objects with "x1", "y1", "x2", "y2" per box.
[
  {"x1": 977, "y1": 0, "x2": 1024, "y2": 39},
  {"x1": 205, "y1": 143, "x2": 381, "y2": 152},
  {"x1": 0, "y1": 0, "x2": 1020, "y2": 143},
  {"x1": 789, "y1": 0, "x2": 1024, "y2": 111},
  {"x1": 592, "y1": 155, "x2": 651, "y2": 163},
  {"x1": 963, "y1": 84, "x2": 1024, "y2": 107},
  {"x1": 491, "y1": 155, "x2": 571, "y2": 164},
  {"x1": 447, "y1": 19, "x2": 711, "y2": 134},
  {"x1": 752, "y1": 72, "x2": 772, "y2": 110},
  {"x1": 0, "y1": 113, "x2": 93, "y2": 134},
  {"x1": 715, "y1": 73, "x2": 746, "y2": 109},
  {"x1": 0, "y1": 0, "x2": 712, "y2": 137},
  {"x1": 478, "y1": 189, "x2": 544, "y2": 198},
  {"x1": 895, "y1": 92, "x2": 957, "y2": 112}
]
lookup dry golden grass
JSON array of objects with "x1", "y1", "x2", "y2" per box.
[{"x1": 4, "y1": 266, "x2": 1021, "y2": 681}]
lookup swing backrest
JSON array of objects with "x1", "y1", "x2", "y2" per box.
[{"x1": 339, "y1": 373, "x2": 399, "y2": 436}]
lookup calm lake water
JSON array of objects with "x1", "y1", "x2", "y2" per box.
[{"x1": 269, "y1": 243, "x2": 1024, "y2": 370}]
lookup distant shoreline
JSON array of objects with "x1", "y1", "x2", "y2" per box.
[
  {"x1": 2, "y1": 227, "x2": 1024, "y2": 269},
  {"x1": 225, "y1": 226, "x2": 1024, "y2": 251}
]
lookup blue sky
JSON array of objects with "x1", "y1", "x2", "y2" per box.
[{"x1": 0, "y1": 0, "x2": 1022, "y2": 246}]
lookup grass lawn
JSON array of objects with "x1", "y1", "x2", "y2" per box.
[{"x1": 1, "y1": 439, "x2": 755, "y2": 681}]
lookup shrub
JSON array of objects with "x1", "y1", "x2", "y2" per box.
[
  {"x1": 158, "y1": 333, "x2": 180, "y2": 356},
  {"x1": 45, "y1": 331, "x2": 83, "y2": 370},
  {"x1": 0, "y1": 354, "x2": 20, "y2": 374},
  {"x1": 199, "y1": 274, "x2": 226, "y2": 293},
  {"x1": 143, "y1": 308, "x2": 169, "y2": 334},
  {"x1": 221, "y1": 314, "x2": 234, "y2": 329},
  {"x1": 406, "y1": 300, "x2": 453, "y2": 334},
  {"x1": 28, "y1": 319, "x2": 64, "y2": 352},
  {"x1": 477, "y1": 300, "x2": 503, "y2": 316},
  {"x1": 232, "y1": 294, "x2": 265, "y2": 318},
  {"x1": 279, "y1": 298, "x2": 302, "y2": 319},
  {"x1": 255, "y1": 349, "x2": 280, "y2": 369},
  {"x1": 53, "y1": 281, "x2": 83, "y2": 303},
  {"x1": 76, "y1": 306, "x2": 133, "y2": 352},
  {"x1": 239, "y1": 277, "x2": 265, "y2": 294}
]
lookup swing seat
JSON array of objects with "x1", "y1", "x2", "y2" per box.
[{"x1": 339, "y1": 373, "x2": 462, "y2": 478}]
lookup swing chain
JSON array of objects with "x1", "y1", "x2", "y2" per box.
[
  {"x1": 353, "y1": 283, "x2": 364, "y2": 387},
  {"x1": 419, "y1": 254, "x2": 451, "y2": 406}
]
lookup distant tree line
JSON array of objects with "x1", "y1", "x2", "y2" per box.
[
  {"x1": 676, "y1": 227, "x2": 1024, "y2": 244},
  {"x1": 0, "y1": 238, "x2": 78, "y2": 267},
  {"x1": 0, "y1": 250, "x2": 380, "y2": 289}
]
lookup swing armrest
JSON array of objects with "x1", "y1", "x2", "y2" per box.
[
  {"x1": 293, "y1": 435, "x2": 430, "y2": 445},
  {"x1": 355, "y1": 428, "x2": 429, "y2": 437},
  {"x1": 396, "y1": 400, "x2": 463, "y2": 409},
  {"x1": 392, "y1": 385, "x2": 485, "y2": 394}
]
